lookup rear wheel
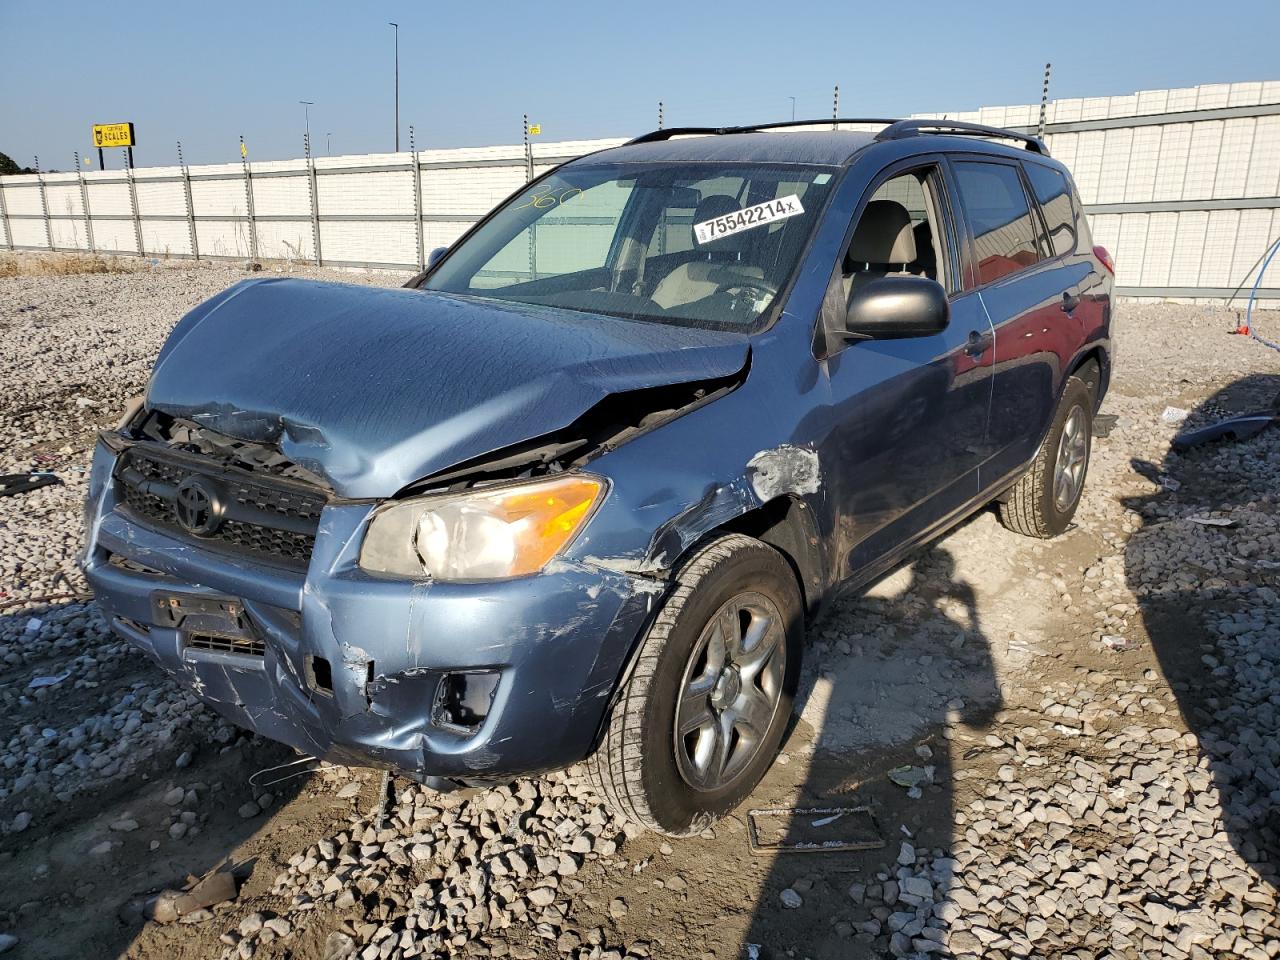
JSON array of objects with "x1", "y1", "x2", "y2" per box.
[
  {"x1": 998, "y1": 376, "x2": 1093, "y2": 538},
  {"x1": 584, "y1": 534, "x2": 802, "y2": 836}
]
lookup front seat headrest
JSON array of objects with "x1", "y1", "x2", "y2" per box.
[
  {"x1": 692, "y1": 195, "x2": 752, "y2": 251},
  {"x1": 847, "y1": 199, "x2": 917, "y2": 266}
]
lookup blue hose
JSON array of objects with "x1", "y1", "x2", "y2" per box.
[{"x1": 1246, "y1": 234, "x2": 1280, "y2": 353}]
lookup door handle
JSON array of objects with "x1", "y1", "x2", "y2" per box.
[
  {"x1": 1061, "y1": 291, "x2": 1080, "y2": 314},
  {"x1": 964, "y1": 330, "x2": 992, "y2": 358}
]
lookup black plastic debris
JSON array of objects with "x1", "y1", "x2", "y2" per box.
[
  {"x1": 1173, "y1": 413, "x2": 1278, "y2": 450},
  {"x1": 1173, "y1": 390, "x2": 1280, "y2": 450},
  {"x1": 0, "y1": 472, "x2": 62, "y2": 498}
]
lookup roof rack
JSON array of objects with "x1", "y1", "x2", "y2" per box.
[
  {"x1": 875, "y1": 119, "x2": 1047, "y2": 154},
  {"x1": 624, "y1": 117, "x2": 1048, "y2": 156},
  {"x1": 626, "y1": 118, "x2": 903, "y2": 145}
]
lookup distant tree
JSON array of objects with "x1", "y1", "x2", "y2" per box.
[{"x1": 0, "y1": 151, "x2": 36, "y2": 175}]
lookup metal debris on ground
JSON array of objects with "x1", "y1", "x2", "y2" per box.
[
  {"x1": 1160, "y1": 406, "x2": 1190, "y2": 424},
  {"x1": 1102, "y1": 634, "x2": 1138, "y2": 651},
  {"x1": 747, "y1": 806, "x2": 884, "y2": 854},
  {"x1": 1093, "y1": 413, "x2": 1119, "y2": 438},
  {"x1": 0, "y1": 472, "x2": 62, "y2": 498},
  {"x1": 1188, "y1": 515, "x2": 1237, "y2": 528},
  {"x1": 887, "y1": 765, "x2": 935, "y2": 789},
  {"x1": 27, "y1": 671, "x2": 71, "y2": 689},
  {"x1": 146, "y1": 868, "x2": 238, "y2": 923},
  {"x1": 248, "y1": 755, "x2": 319, "y2": 790},
  {"x1": 374, "y1": 768, "x2": 392, "y2": 830}
]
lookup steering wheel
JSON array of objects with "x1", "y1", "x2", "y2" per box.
[{"x1": 718, "y1": 278, "x2": 779, "y2": 313}]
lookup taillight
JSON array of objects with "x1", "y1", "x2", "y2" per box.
[{"x1": 1093, "y1": 245, "x2": 1115, "y2": 275}]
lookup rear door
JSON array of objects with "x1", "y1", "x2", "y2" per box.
[{"x1": 949, "y1": 157, "x2": 1091, "y2": 487}]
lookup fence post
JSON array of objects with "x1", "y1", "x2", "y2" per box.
[
  {"x1": 523, "y1": 114, "x2": 533, "y2": 183},
  {"x1": 305, "y1": 133, "x2": 322, "y2": 266},
  {"x1": 0, "y1": 174, "x2": 13, "y2": 251},
  {"x1": 75, "y1": 152, "x2": 95, "y2": 253},
  {"x1": 178, "y1": 141, "x2": 198, "y2": 261},
  {"x1": 1038, "y1": 63, "x2": 1052, "y2": 140},
  {"x1": 125, "y1": 150, "x2": 145, "y2": 257},
  {"x1": 409, "y1": 125, "x2": 424, "y2": 270},
  {"x1": 35, "y1": 156, "x2": 53, "y2": 251},
  {"x1": 240, "y1": 136, "x2": 259, "y2": 262}
]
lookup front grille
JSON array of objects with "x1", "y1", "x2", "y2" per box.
[
  {"x1": 219, "y1": 517, "x2": 317, "y2": 561},
  {"x1": 186, "y1": 633, "x2": 266, "y2": 657},
  {"x1": 114, "y1": 445, "x2": 326, "y2": 570}
]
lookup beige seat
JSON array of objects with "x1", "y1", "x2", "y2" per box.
[
  {"x1": 843, "y1": 199, "x2": 917, "y2": 299},
  {"x1": 651, "y1": 195, "x2": 765, "y2": 310}
]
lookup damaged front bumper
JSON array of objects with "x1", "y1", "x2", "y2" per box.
[{"x1": 80, "y1": 441, "x2": 660, "y2": 782}]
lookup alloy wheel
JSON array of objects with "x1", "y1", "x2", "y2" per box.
[
  {"x1": 1054, "y1": 405, "x2": 1089, "y2": 512},
  {"x1": 673, "y1": 592, "x2": 787, "y2": 792}
]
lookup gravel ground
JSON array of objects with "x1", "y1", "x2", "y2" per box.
[{"x1": 0, "y1": 259, "x2": 1277, "y2": 960}]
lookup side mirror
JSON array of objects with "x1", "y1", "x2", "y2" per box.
[
  {"x1": 426, "y1": 246, "x2": 449, "y2": 269},
  {"x1": 843, "y1": 276, "x2": 949, "y2": 340}
]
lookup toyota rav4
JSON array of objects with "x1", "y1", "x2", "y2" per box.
[{"x1": 82, "y1": 119, "x2": 1113, "y2": 836}]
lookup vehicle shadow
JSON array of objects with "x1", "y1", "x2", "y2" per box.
[
  {"x1": 1122, "y1": 372, "x2": 1280, "y2": 889},
  {"x1": 739, "y1": 542, "x2": 1003, "y2": 958},
  {"x1": 0, "y1": 597, "x2": 306, "y2": 959}
]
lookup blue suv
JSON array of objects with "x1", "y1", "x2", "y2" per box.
[{"x1": 82, "y1": 119, "x2": 1112, "y2": 836}]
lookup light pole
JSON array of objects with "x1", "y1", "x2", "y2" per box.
[
  {"x1": 299, "y1": 100, "x2": 314, "y2": 153},
  {"x1": 788, "y1": 96, "x2": 796, "y2": 121},
  {"x1": 389, "y1": 22, "x2": 400, "y2": 151}
]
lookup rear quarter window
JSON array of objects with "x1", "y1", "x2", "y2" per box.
[
  {"x1": 952, "y1": 161, "x2": 1040, "y2": 285},
  {"x1": 1025, "y1": 163, "x2": 1077, "y2": 257}
]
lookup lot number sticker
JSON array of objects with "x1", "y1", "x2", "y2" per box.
[{"x1": 694, "y1": 195, "x2": 804, "y2": 245}]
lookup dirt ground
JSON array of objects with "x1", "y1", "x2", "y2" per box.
[{"x1": 1, "y1": 259, "x2": 1277, "y2": 960}]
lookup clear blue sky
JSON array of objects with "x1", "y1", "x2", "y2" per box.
[{"x1": 2, "y1": 0, "x2": 1278, "y2": 168}]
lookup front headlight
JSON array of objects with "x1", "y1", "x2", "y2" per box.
[{"x1": 359, "y1": 474, "x2": 605, "y2": 581}]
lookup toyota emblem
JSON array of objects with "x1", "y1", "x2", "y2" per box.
[{"x1": 174, "y1": 476, "x2": 224, "y2": 536}]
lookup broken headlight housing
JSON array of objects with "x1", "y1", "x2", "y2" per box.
[{"x1": 359, "y1": 474, "x2": 605, "y2": 581}]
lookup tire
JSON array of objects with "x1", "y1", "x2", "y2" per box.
[
  {"x1": 998, "y1": 376, "x2": 1093, "y2": 538},
  {"x1": 584, "y1": 534, "x2": 803, "y2": 836}
]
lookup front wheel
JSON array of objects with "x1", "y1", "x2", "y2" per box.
[
  {"x1": 998, "y1": 375, "x2": 1093, "y2": 538},
  {"x1": 584, "y1": 534, "x2": 803, "y2": 836}
]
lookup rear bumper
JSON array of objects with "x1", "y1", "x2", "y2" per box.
[{"x1": 81, "y1": 441, "x2": 661, "y2": 781}]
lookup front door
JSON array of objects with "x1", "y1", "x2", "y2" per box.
[{"x1": 817, "y1": 161, "x2": 995, "y2": 581}]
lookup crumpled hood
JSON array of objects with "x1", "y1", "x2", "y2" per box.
[{"x1": 147, "y1": 278, "x2": 749, "y2": 498}]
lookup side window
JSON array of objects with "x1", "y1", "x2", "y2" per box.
[
  {"x1": 841, "y1": 168, "x2": 947, "y2": 300},
  {"x1": 952, "y1": 161, "x2": 1040, "y2": 285},
  {"x1": 1024, "y1": 163, "x2": 1077, "y2": 257},
  {"x1": 1068, "y1": 176, "x2": 1093, "y2": 248}
]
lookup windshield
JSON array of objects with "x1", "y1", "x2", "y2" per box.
[{"x1": 424, "y1": 162, "x2": 838, "y2": 331}]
